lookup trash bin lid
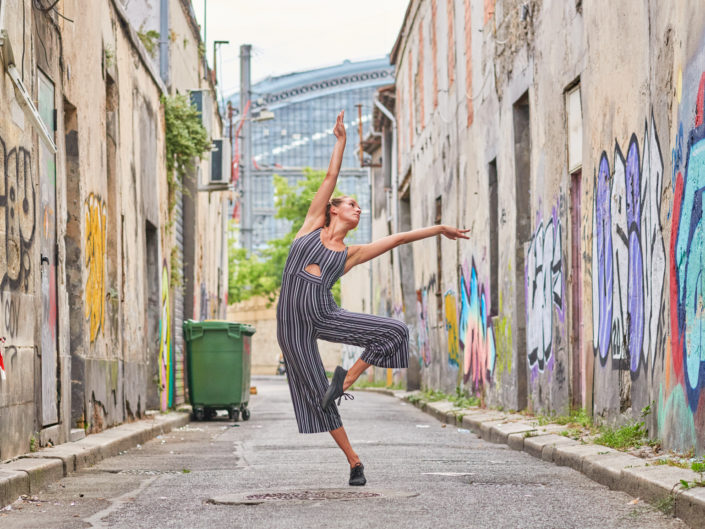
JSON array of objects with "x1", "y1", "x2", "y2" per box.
[{"x1": 183, "y1": 319, "x2": 256, "y2": 339}]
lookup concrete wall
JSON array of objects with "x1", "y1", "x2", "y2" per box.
[{"x1": 378, "y1": 0, "x2": 705, "y2": 453}]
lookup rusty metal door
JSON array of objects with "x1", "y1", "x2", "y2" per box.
[{"x1": 38, "y1": 70, "x2": 58, "y2": 426}]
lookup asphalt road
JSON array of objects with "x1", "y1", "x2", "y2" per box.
[{"x1": 0, "y1": 376, "x2": 689, "y2": 529}]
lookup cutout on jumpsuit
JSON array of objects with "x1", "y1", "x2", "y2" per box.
[{"x1": 304, "y1": 263, "x2": 322, "y2": 277}]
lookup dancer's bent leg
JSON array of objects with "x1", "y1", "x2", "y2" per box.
[
  {"x1": 343, "y1": 359, "x2": 371, "y2": 391},
  {"x1": 329, "y1": 426, "x2": 361, "y2": 468}
]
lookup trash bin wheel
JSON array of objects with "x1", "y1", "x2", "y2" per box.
[
  {"x1": 193, "y1": 407, "x2": 205, "y2": 421},
  {"x1": 241, "y1": 407, "x2": 251, "y2": 421},
  {"x1": 228, "y1": 407, "x2": 240, "y2": 421}
]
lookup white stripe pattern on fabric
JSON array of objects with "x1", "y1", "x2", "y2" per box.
[{"x1": 276, "y1": 228, "x2": 409, "y2": 433}]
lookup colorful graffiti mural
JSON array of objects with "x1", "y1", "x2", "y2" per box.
[
  {"x1": 85, "y1": 193, "x2": 107, "y2": 342},
  {"x1": 459, "y1": 260, "x2": 496, "y2": 392},
  {"x1": 444, "y1": 291, "x2": 460, "y2": 367},
  {"x1": 671, "y1": 72, "x2": 705, "y2": 413},
  {"x1": 525, "y1": 210, "x2": 564, "y2": 372},
  {"x1": 592, "y1": 114, "x2": 666, "y2": 376},
  {"x1": 416, "y1": 288, "x2": 431, "y2": 367},
  {"x1": 159, "y1": 263, "x2": 173, "y2": 410}
]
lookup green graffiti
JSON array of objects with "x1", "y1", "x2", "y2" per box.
[
  {"x1": 493, "y1": 292, "x2": 513, "y2": 382},
  {"x1": 658, "y1": 384, "x2": 697, "y2": 451}
]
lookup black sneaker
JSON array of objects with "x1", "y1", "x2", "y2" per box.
[
  {"x1": 349, "y1": 463, "x2": 366, "y2": 486},
  {"x1": 321, "y1": 366, "x2": 347, "y2": 410}
]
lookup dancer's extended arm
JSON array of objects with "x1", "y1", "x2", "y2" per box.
[
  {"x1": 343, "y1": 225, "x2": 470, "y2": 274},
  {"x1": 296, "y1": 111, "x2": 346, "y2": 237}
]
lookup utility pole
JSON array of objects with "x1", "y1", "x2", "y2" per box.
[{"x1": 239, "y1": 44, "x2": 253, "y2": 253}]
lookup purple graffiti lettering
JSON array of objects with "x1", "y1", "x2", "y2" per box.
[{"x1": 626, "y1": 136, "x2": 645, "y2": 372}]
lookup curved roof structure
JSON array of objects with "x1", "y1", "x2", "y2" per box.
[{"x1": 227, "y1": 56, "x2": 393, "y2": 110}]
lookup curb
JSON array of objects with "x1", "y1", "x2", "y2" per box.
[
  {"x1": 0, "y1": 411, "x2": 190, "y2": 509},
  {"x1": 358, "y1": 388, "x2": 705, "y2": 528}
]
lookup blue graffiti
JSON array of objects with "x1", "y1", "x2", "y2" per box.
[{"x1": 674, "y1": 125, "x2": 705, "y2": 410}]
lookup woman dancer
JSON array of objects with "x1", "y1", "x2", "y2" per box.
[{"x1": 276, "y1": 111, "x2": 469, "y2": 486}]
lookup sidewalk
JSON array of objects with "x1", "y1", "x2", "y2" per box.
[
  {"x1": 0, "y1": 411, "x2": 190, "y2": 509},
  {"x1": 363, "y1": 388, "x2": 705, "y2": 529}
]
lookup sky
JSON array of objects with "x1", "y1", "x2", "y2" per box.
[{"x1": 190, "y1": 0, "x2": 409, "y2": 99}]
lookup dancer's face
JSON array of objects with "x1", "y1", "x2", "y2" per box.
[{"x1": 333, "y1": 196, "x2": 361, "y2": 228}]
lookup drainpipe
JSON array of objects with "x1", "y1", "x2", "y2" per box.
[
  {"x1": 374, "y1": 96, "x2": 398, "y2": 234},
  {"x1": 159, "y1": 0, "x2": 169, "y2": 86}
]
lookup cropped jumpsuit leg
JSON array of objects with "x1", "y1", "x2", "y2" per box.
[{"x1": 276, "y1": 228, "x2": 409, "y2": 434}]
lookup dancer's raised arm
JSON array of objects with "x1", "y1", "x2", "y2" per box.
[
  {"x1": 343, "y1": 225, "x2": 470, "y2": 274},
  {"x1": 296, "y1": 111, "x2": 346, "y2": 238}
]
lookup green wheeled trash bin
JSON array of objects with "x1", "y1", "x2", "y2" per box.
[{"x1": 183, "y1": 320, "x2": 256, "y2": 421}]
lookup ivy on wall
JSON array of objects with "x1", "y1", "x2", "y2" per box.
[
  {"x1": 162, "y1": 93, "x2": 211, "y2": 288},
  {"x1": 162, "y1": 93, "x2": 211, "y2": 216}
]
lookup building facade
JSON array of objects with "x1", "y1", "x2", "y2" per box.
[
  {"x1": 358, "y1": 0, "x2": 705, "y2": 454},
  {"x1": 0, "y1": 0, "x2": 226, "y2": 460},
  {"x1": 230, "y1": 58, "x2": 394, "y2": 251}
]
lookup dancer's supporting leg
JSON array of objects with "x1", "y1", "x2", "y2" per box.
[
  {"x1": 343, "y1": 358, "x2": 371, "y2": 391},
  {"x1": 330, "y1": 426, "x2": 361, "y2": 467}
]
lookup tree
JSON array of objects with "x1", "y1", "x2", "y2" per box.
[{"x1": 229, "y1": 169, "x2": 342, "y2": 306}]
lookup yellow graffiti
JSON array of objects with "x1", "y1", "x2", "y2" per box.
[
  {"x1": 445, "y1": 291, "x2": 461, "y2": 368},
  {"x1": 158, "y1": 263, "x2": 173, "y2": 410},
  {"x1": 84, "y1": 194, "x2": 107, "y2": 342}
]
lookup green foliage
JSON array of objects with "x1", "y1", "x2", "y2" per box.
[
  {"x1": 228, "y1": 169, "x2": 343, "y2": 305},
  {"x1": 138, "y1": 28, "x2": 160, "y2": 56},
  {"x1": 594, "y1": 405, "x2": 655, "y2": 450},
  {"x1": 534, "y1": 408, "x2": 594, "y2": 429},
  {"x1": 103, "y1": 46, "x2": 115, "y2": 70},
  {"x1": 654, "y1": 458, "x2": 689, "y2": 469},
  {"x1": 451, "y1": 386, "x2": 481, "y2": 408},
  {"x1": 352, "y1": 378, "x2": 403, "y2": 390},
  {"x1": 692, "y1": 459, "x2": 705, "y2": 474},
  {"x1": 595, "y1": 421, "x2": 648, "y2": 450},
  {"x1": 653, "y1": 494, "x2": 675, "y2": 516},
  {"x1": 170, "y1": 246, "x2": 183, "y2": 289},
  {"x1": 162, "y1": 93, "x2": 211, "y2": 217},
  {"x1": 29, "y1": 434, "x2": 38, "y2": 452}
]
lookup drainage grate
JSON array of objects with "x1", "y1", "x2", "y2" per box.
[
  {"x1": 247, "y1": 490, "x2": 381, "y2": 501},
  {"x1": 208, "y1": 488, "x2": 418, "y2": 505}
]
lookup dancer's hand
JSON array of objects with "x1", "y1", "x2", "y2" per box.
[
  {"x1": 333, "y1": 110, "x2": 346, "y2": 141},
  {"x1": 440, "y1": 225, "x2": 471, "y2": 240}
]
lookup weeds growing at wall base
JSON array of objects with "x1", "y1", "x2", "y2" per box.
[
  {"x1": 352, "y1": 379, "x2": 403, "y2": 390},
  {"x1": 653, "y1": 494, "x2": 676, "y2": 516}
]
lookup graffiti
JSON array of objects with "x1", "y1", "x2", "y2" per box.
[
  {"x1": 85, "y1": 193, "x2": 107, "y2": 342},
  {"x1": 2, "y1": 296, "x2": 20, "y2": 339},
  {"x1": 592, "y1": 115, "x2": 665, "y2": 375},
  {"x1": 0, "y1": 337, "x2": 5, "y2": 380},
  {"x1": 0, "y1": 139, "x2": 35, "y2": 292},
  {"x1": 444, "y1": 291, "x2": 460, "y2": 368},
  {"x1": 671, "y1": 72, "x2": 705, "y2": 411},
  {"x1": 416, "y1": 288, "x2": 431, "y2": 367},
  {"x1": 159, "y1": 263, "x2": 173, "y2": 410},
  {"x1": 525, "y1": 210, "x2": 563, "y2": 372},
  {"x1": 459, "y1": 260, "x2": 495, "y2": 392},
  {"x1": 200, "y1": 283, "x2": 208, "y2": 320}
]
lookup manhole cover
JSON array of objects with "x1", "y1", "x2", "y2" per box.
[{"x1": 208, "y1": 488, "x2": 418, "y2": 505}]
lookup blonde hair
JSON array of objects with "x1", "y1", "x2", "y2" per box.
[{"x1": 324, "y1": 196, "x2": 347, "y2": 227}]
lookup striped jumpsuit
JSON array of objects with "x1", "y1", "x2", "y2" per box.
[{"x1": 276, "y1": 228, "x2": 409, "y2": 433}]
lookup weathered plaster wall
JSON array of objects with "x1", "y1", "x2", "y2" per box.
[{"x1": 382, "y1": 0, "x2": 705, "y2": 453}]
